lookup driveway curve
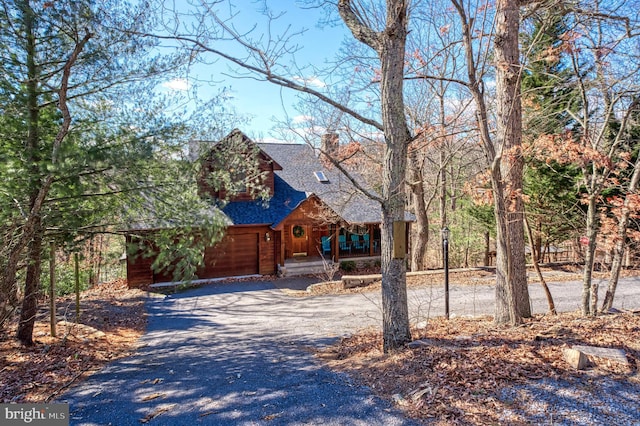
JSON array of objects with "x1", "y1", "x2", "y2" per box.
[{"x1": 60, "y1": 276, "x2": 640, "y2": 425}]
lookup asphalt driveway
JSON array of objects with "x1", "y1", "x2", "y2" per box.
[
  {"x1": 60, "y1": 276, "x2": 640, "y2": 425},
  {"x1": 60, "y1": 280, "x2": 418, "y2": 426}
]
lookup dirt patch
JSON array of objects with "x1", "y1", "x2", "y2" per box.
[
  {"x1": 0, "y1": 279, "x2": 146, "y2": 403},
  {"x1": 318, "y1": 311, "x2": 640, "y2": 424}
]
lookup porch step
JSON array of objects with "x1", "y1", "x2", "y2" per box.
[{"x1": 281, "y1": 259, "x2": 335, "y2": 277}]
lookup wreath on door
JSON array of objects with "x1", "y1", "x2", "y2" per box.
[{"x1": 292, "y1": 225, "x2": 305, "y2": 238}]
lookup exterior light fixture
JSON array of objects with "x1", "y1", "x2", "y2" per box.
[{"x1": 265, "y1": 232, "x2": 271, "y2": 242}]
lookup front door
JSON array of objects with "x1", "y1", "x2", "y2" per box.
[{"x1": 291, "y1": 224, "x2": 309, "y2": 256}]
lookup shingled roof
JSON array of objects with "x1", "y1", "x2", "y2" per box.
[
  {"x1": 261, "y1": 142, "x2": 382, "y2": 224},
  {"x1": 220, "y1": 138, "x2": 384, "y2": 226}
]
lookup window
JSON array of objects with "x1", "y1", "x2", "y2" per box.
[{"x1": 230, "y1": 169, "x2": 247, "y2": 193}]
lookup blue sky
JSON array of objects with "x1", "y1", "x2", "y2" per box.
[{"x1": 161, "y1": 1, "x2": 348, "y2": 143}]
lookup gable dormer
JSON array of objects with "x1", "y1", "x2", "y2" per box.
[{"x1": 198, "y1": 129, "x2": 282, "y2": 202}]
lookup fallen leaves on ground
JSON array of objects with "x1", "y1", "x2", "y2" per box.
[
  {"x1": 0, "y1": 279, "x2": 146, "y2": 403},
  {"x1": 305, "y1": 263, "x2": 602, "y2": 296},
  {"x1": 139, "y1": 403, "x2": 176, "y2": 423},
  {"x1": 140, "y1": 392, "x2": 165, "y2": 402},
  {"x1": 318, "y1": 311, "x2": 640, "y2": 425}
]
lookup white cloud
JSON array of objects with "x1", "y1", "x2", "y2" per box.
[
  {"x1": 162, "y1": 78, "x2": 190, "y2": 91},
  {"x1": 292, "y1": 115, "x2": 313, "y2": 124},
  {"x1": 293, "y1": 76, "x2": 326, "y2": 88}
]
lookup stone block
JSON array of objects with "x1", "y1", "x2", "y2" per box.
[
  {"x1": 572, "y1": 345, "x2": 629, "y2": 366},
  {"x1": 563, "y1": 348, "x2": 589, "y2": 370}
]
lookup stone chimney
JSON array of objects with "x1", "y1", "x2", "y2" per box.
[{"x1": 320, "y1": 133, "x2": 339, "y2": 159}]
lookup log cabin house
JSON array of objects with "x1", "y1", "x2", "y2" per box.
[{"x1": 126, "y1": 129, "x2": 411, "y2": 287}]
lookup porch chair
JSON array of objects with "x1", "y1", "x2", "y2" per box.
[
  {"x1": 362, "y1": 234, "x2": 370, "y2": 251},
  {"x1": 350, "y1": 234, "x2": 365, "y2": 252},
  {"x1": 338, "y1": 235, "x2": 351, "y2": 253},
  {"x1": 321, "y1": 236, "x2": 331, "y2": 256}
]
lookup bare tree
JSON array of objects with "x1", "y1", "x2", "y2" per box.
[
  {"x1": 558, "y1": 0, "x2": 640, "y2": 315},
  {"x1": 601, "y1": 139, "x2": 640, "y2": 312},
  {"x1": 442, "y1": 0, "x2": 531, "y2": 324},
  {"x1": 337, "y1": 0, "x2": 414, "y2": 350}
]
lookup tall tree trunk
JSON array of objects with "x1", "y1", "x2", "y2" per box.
[
  {"x1": 11, "y1": 7, "x2": 91, "y2": 343},
  {"x1": 535, "y1": 219, "x2": 543, "y2": 262},
  {"x1": 601, "y1": 223, "x2": 625, "y2": 313},
  {"x1": 379, "y1": 0, "x2": 411, "y2": 352},
  {"x1": 483, "y1": 231, "x2": 490, "y2": 266},
  {"x1": 582, "y1": 194, "x2": 598, "y2": 315},
  {"x1": 492, "y1": 177, "x2": 521, "y2": 324},
  {"x1": 493, "y1": 0, "x2": 530, "y2": 322},
  {"x1": 49, "y1": 242, "x2": 57, "y2": 338},
  {"x1": 440, "y1": 148, "x2": 447, "y2": 229},
  {"x1": 88, "y1": 236, "x2": 97, "y2": 287},
  {"x1": 438, "y1": 84, "x2": 449, "y2": 227},
  {"x1": 340, "y1": 0, "x2": 411, "y2": 351},
  {"x1": 75, "y1": 252, "x2": 81, "y2": 320},
  {"x1": 17, "y1": 216, "x2": 43, "y2": 345},
  {"x1": 452, "y1": 0, "x2": 527, "y2": 325},
  {"x1": 409, "y1": 148, "x2": 429, "y2": 271},
  {"x1": 601, "y1": 156, "x2": 640, "y2": 312},
  {"x1": 525, "y1": 215, "x2": 556, "y2": 314},
  {"x1": 95, "y1": 235, "x2": 104, "y2": 286}
]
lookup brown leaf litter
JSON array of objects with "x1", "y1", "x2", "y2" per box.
[
  {"x1": 317, "y1": 311, "x2": 640, "y2": 425},
  {"x1": 0, "y1": 279, "x2": 146, "y2": 403}
]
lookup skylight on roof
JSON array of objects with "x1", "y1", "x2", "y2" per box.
[{"x1": 314, "y1": 171, "x2": 329, "y2": 183}]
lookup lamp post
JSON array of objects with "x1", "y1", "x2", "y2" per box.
[{"x1": 442, "y1": 226, "x2": 450, "y2": 320}]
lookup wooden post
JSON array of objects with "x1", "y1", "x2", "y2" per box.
[
  {"x1": 333, "y1": 225, "x2": 340, "y2": 262},
  {"x1": 74, "y1": 252, "x2": 80, "y2": 322},
  {"x1": 49, "y1": 242, "x2": 56, "y2": 337}
]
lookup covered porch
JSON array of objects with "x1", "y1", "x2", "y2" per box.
[
  {"x1": 273, "y1": 196, "x2": 384, "y2": 263},
  {"x1": 319, "y1": 224, "x2": 381, "y2": 261},
  {"x1": 279, "y1": 221, "x2": 382, "y2": 262}
]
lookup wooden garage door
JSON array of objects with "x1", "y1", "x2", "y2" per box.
[
  {"x1": 230, "y1": 232, "x2": 259, "y2": 275},
  {"x1": 203, "y1": 232, "x2": 259, "y2": 278}
]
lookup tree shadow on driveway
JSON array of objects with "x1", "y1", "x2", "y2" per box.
[{"x1": 60, "y1": 280, "x2": 417, "y2": 425}]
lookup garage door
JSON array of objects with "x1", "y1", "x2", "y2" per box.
[
  {"x1": 229, "y1": 232, "x2": 259, "y2": 275},
  {"x1": 203, "y1": 232, "x2": 259, "y2": 278}
]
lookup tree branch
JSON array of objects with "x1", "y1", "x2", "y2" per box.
[
  {"x1": 146, "y1": 33, "x2": 383, "y2": 131},
  {"x1": 338, "y1": 0, "x2": 383, "y2": 52}
]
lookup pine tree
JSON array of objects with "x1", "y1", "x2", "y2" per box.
[
  {"x1": 0, "y1": 0, "x2": 238, "y2": 343},
  {"x1": 521, "y1": 10, "x2": 582, "y2": 261}
]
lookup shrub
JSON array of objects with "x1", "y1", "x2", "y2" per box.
[{"x1": 340, "y1": 260, "x2": 356, "y2": 272}]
